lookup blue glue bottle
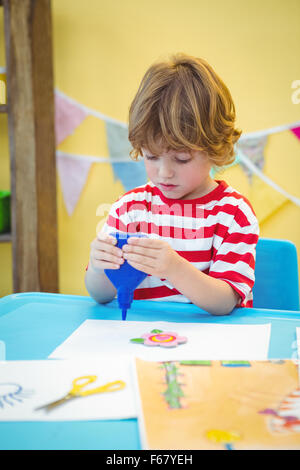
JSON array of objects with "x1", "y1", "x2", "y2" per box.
[{"x1": 104, "y1": 232, "x2": 148, "y2": 321}]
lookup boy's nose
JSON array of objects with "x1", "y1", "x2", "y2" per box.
[{"x1": 158, "y1": 161, "x2": 174, "y2": 179}]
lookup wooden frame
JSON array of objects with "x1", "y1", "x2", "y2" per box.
[{"x1": 3, "y1": 0, "x2": 58, "y2": 292}]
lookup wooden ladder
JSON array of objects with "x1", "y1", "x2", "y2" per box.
[{"x1": 0, "y1": 0, "x2": 58, "y2": 293}]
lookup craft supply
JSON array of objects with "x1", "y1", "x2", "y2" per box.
[
  {"x1": 35, "y1": 375, "x2": 125, "y2": 413},
  {"x1": 104, "y1": 232, "x2": 148, "y2": 321},
  {"x1": 49, "y1": 319, "x2": 271, "y2": 362},
  {"x1": 130, "y1": 329, "x2": 188, "y2": 348},
  {"x1": 0, "y1": 359, "x2": 135, "y2": 422},
  {"x1": 206, "y1": 429, "x2": 241, "y2": 450},
  {"x1": 135, "y1": 359, "x2": 300, "y2": 450}
]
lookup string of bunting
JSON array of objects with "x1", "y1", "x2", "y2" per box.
[{"x1": 55, "y1": 89, "x2": 300, "y2": 215}]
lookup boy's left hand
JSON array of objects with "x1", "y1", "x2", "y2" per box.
[{"x1": 122, "y1": 237, "x2": 182, "y2": 279}]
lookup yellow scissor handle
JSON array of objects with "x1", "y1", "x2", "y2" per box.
[
  {"x1": 70, "y1": 375, "x2": 98, "y2": 396},
  {"x1": 79, "y1": 380, "x2": 126, "y2": 396},
  {"x1": 70, "y1": 376, "x2": 126, "y2": 397}
]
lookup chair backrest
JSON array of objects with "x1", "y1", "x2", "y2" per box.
[{"x1": 253, "y1": 238, "x2": 300, "y2": 311}]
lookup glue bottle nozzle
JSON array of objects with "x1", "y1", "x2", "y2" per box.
[
  {"x1": 122, "y1": 308, "x2": 127, "y2": 321},
  {"x1": 104, "y1": 233, "x2": 148, "y2": 321},
  {"x1": 118, "y1": 287, "x2": 133, "y2": 321}
]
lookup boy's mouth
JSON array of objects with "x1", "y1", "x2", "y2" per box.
[{"x1": 159, "y1": 183, "x2": 178, "y2": 190}]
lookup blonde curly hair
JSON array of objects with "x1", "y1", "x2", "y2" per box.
[{"x1": 128, "y1": 53, "x2": 241, "y2": 167}]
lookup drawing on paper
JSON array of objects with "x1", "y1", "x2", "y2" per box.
[
  {"x1": 259, "y1": 388, "x2": 300, "y2": 433},
  {"x1": 206, "y1": 429, "x2": 242, "y2": 450},
  {"x1": 130, "y1": 329, "x2": 187, "y2": 348},
  {"x1": 221, "y1": 360, "x2": 251, "y2": 367},
  {"x1": 0, "y1": 383, "x2": 34, "y2": 409},
  {"x1": 135, "y1": 359, "x2": 300, "y2": 450},
  {"x1": 160, "y1": 362, "x2": 185, "y2": 409}
]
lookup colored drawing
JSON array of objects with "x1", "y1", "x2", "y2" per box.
[
  {"x1": 221, "y1": 360, "x2": 251, "y2": 367},
  {"x1": 160, "y1": 362, "x2": 185, "y2": 409},
  {"x1": 206, "y1": 429, "x2": 242, "y2": 450},
  {"x1": 179, "y1": 360, "x2": 212, "y2": 366},
  {"x1": 259, "y1": 388, "x2": 300, "y2": 433},
  {"x1": 130, "y1": 329, "x2": 187, "y2": 348},
  {"x1": 0, "y1": 383, "x2": 34, "y2": 409},
  {"x1": 135, "y1": 359, "x2": 300, "y2": 450}
]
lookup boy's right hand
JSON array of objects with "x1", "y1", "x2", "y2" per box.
[{"x1": 89, "y1": 233, "x2": 124, "y2": 273}]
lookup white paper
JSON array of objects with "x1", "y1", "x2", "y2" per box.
[
  {"x1": 49, "y1": 320, "x2": 271, "y2": 362},
  {"x1": 0, "y1": 358, "x2": 136, "y2": 421}
]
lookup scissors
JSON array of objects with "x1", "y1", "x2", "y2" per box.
[{"x1": 35, "y1": 375, "x2": 126, "y2": 412}]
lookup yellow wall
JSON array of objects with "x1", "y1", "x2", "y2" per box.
[{"x1": 0, "y1": 0, "x2": 299, "y2": 297}]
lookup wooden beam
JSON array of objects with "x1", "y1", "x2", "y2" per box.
[{"x1": 3, "y1": 0, "x2": 58, "y2": 293}]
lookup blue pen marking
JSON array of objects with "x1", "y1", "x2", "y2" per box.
[
  {"x1": 225, "y1": 443, "x2": 234, "y2": 450},
  {"x1": 0, "y1": 383, "x2": 34, "y2": 409},
  {"x1": 104, "y1": 233, "x2": 148, "y2": 321},
  {"x1": 221, "y1": 361, "x2": 251, "y2": 367}
]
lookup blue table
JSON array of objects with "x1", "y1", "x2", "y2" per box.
[{"x1": 0, "y1": 292, "x2": 300, "y2": 450}]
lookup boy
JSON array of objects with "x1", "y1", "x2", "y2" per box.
[{"x1": 85, "y1": 53, "x2": 259, "y2": 315}]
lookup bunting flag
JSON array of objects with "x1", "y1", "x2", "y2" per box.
[
  {"x1": 105, "y1": 121, "x2": 147, "y2": 191},
  {"x1": 55, "y1": 92, "x2": 88, "y2": 145},
  {"x1": 291, "y1": 126, "x2": 300, "y2": 141},
  {"x1": 56, "y1": 152, "x2": 92, "y2": 216},
  {"x1": 236, "y1": 148, "x2": 300, "y2": 207},
  {"x1": 235, "y1": 136, "x2": 268, "y2": 183},
  {"x1": 54, "y1": 88, "x2": 300, "y2": 216}
]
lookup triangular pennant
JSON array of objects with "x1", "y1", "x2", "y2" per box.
[
  {"x1": 110, "y1": 160, "x2": 148, "y2": 192},
  {"x1": 55, "y1": 92, "x2": 88, "y2": 145},
  {"x1": 236, "y1": 135, "x2": 268, "y2": 183},
  {"x1": 56, "y1": 154, "x2": 92, "y2": 216},
  {"x1": 105, "y1": 121, "x2": 147, "y2": 191},
  {"x1": 105, "y1": 120, "x2": 131, "y2": 160},
  {"x1": 237, "y1": 148, "x2": 300, "y2": 208},
  {"x1": 291, "y1": 126, "x2": 300, "y2": 141}
]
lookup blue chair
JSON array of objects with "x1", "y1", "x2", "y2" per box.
[{"x1": 253, "y1": 238, "x2": 300, "y2": 311}]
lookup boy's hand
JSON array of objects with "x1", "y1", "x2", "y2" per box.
[
  {"x1": 122, "y1": 237, "x2": 182, "y2": 279},
  {"x1": 89, "y1": 233, "x2": 124, "y2": 273}
]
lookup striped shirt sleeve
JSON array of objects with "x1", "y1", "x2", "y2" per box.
[
  {"x1": 101, "y1": 198, "x2": 141, "y2": 235},
  {"x1": 101, "y1": 201, "x2": 122, "y2": 235},
  {"x1": 208, "y1": 201, "x2": 259, "y2": 307}
]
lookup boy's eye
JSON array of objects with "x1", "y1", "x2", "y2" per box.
[
  {"x1": 176, "y1": 159, "x2": 191, "y2": 164},
  {"x1": 144, "y1": 155, "x2": 191, "y2": 164},
  {"x1": 145, "y1": 155, "x2": 158, "y2": 161}
]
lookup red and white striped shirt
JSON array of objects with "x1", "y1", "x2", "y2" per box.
[{"x1": 102, "y1": 180, "x2": 259, "y2": 308}]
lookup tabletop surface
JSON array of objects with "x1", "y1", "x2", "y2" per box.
[{"x1": 0, "y1": 292, "x2": 300, "y2": 450}]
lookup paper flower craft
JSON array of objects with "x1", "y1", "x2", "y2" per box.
[{"x1": 130, "y1": 329, "x2": 187, "y2": 348}]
